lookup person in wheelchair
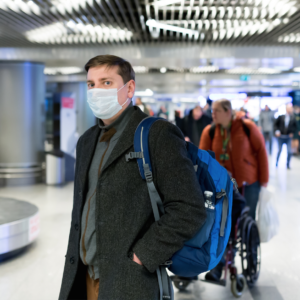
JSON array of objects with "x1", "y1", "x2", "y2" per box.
[
  {"x1": 199, "y1": 99, "x2": 268, "y2": 220},
  {"x1": 199, "y1": 99, "x2": 268, "y2": 283}
]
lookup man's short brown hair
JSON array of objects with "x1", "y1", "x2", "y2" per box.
[{"x1": 85, "y1": 55, "x2": 135, "y2": 84}]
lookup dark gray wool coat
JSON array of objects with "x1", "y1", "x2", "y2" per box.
[{"x1": 59, "y1": 106, "x2": 207, "y2": 300}]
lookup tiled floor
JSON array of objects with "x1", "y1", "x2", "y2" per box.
[{"x1": 0, "y1": 144, "x2": 300, "y2": 300}]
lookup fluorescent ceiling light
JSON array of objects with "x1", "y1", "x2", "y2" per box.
[
  {"x1": 153, "y1": 0, "x2": 182, "y2": 6},
  {"x1": 278, "y1": 32, "x2": 300, "y2": 43},
  {"x1": 135, "y1": 89, "x2": 154, "y2": 97},
  {"x1": 209, "y1": 93, "x2": 247, "y2": 101},
  {"x1": 44, "y1": 67, "x2": 83, "y2": 75},
  {"x1": 25, "y1": 22, "x2": 132, "y2": 44},
  {"x1": 169, "y1": 67, "x2": 185, "y2": 73},
  {"x1": 146, "y1": 19, "x2": 199, "y2": 38},
  {"x1": 160, "y1": 67, "x2": 167, "y2": 73},
  {"x1": 142, "y1": 99, "x2": 157, "y2": 103},
  {"x1": 258, "y1": 68, "x2": 281, "y2": 74},
  {"x1": 133, "y1": 66, "x2": 149, "y2": 73},
  {"x1": 180, "y1": 98, "x2": 199, "y2": 103},
  {"x1": 50, "y1": 0, "x2": 90, "y2": 14},
  {"x1": 190, "y1": 66, "x2": 219, "y2": 73},
  {"x1": 26, "y1": 23, "x2": 67, "y2": 43},
  {"x1": 0, "y1": 0, "x2": 41, "y2": 15},
  {"x1": 294, "y1": 67, "x2": 300, "y2": 72},
  {"x1": 226, "y1": 67, "x2": 281, "y2": 74}
]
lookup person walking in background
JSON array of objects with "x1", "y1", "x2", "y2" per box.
[
  {"x1": 203, "y1": 103, "x2": 212, "y2": 118},
  {"x1": 274, "y1": 103, "x2": 298, "y2": 169},
  {"x1": 157, "y1": 105, "x2": 168, "y2": 119},
  {"x1": 178, "y1": 105, "x2": 212, "y2": 146},
  {"x1": 135, "y1": 97, "x2": 150, "y2": 115},
  {"x1": 292, "y1": 105, "x2": 300, "y2": 155},
  {"x1": 200, "y1": 99, "x2": 269, "y2": 220},
  {"x1": 258, "y1": 105, "x2": 275, "y2": 155}
]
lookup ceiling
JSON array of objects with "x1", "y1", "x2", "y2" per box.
[{"x1": 1, "y1": 0, "x2": 300, "y2": 47}]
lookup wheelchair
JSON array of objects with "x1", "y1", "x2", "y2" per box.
[{"x1": 171, "y1": 201, "x2": 261, "y2": 298}]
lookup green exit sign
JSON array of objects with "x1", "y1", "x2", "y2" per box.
[{"x1": 240, "y1": 75, "x2": 251, "y2": 81}]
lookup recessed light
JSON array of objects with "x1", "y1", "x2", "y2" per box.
[{"x1": 160, "y1": 67, "x2": 167, "y2": 73}]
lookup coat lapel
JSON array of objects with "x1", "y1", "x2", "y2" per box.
[
  {"x1": 101, "y1": 107, "x2": 147, "y2": 174},
  {"x1": 77, "y1": 125, "x2": 101, "y2": 191}
]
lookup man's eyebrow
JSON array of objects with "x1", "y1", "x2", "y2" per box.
[
  {"x1": 86, "y1": 77, "x2": 114, "y2": 83},
  {"x1": 99, "y1": 77, "x2": 114, "y2": 81}
]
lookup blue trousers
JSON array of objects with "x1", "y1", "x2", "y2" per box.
[
  {"x1": 276, "y1": 137, "x2": 292, "y2": 167},
  {"x1": 263, "y1": 131, "x2": 273, "y2": 154},
  {"x1": 239, "y1": 181, "x2": 261, "y2": 220}
]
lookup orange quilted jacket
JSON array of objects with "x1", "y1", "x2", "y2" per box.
[{"x1": 199, "y1": 117, "x2": 269, "y2": 188}]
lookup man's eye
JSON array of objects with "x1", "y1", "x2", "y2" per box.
[
  {"x1": 104, "y1": 81, "x2": 111, "y2": 86},
  {"x1": 87, "y1": 83, "x2": 94, "y2": 88}
]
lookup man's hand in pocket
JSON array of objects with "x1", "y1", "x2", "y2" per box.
[{"x1": 133, "y1": 253, "x2": 143, "y2": 266}]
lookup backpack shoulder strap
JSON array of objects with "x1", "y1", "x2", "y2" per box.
[
  {"x1": 126, "y1": 116, "x2": 166, "y2": 219},
  {"x1": 241, "y1": 120, "x2": 251, "y2": 138},
  {"x1": 127, "y1": 116, "x2": 173, "y2": 300},
  {"x1": 131, "y1": 117, "x2": 164, "y2": 181},
  {"x1": 209, "y1": 124, "x2": 216, "y2": 140}
]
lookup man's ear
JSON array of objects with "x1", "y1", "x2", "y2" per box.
[{"x1": 127, "y1": 80, "x2": 135, "y2": 99}]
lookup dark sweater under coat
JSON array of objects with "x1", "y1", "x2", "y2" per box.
[{"x1": 59, "y1": 106, "x2": 207, "y2": 300}]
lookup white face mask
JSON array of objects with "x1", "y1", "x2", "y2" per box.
[{"x1": 87, "y1": 83, "x2": 129, "y2": 119}]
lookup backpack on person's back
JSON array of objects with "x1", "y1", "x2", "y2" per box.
[{"x1": 126, "y1": 117, "x2": 235, "y2": 300}]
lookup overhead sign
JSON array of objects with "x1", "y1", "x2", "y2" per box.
[{"x1": 240, "y1": 75, "x2": 251, "y2": 81}]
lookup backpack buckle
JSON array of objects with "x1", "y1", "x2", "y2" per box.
[
  {"x1": 125, "y1": 152, "x2": 144, "y2": 162},
  {"x1": 216, "y1": 189, "x2": 226, "y2": 199},
  {"x1": 143, "y1": 163, "x2": 153, "y2": 182}
]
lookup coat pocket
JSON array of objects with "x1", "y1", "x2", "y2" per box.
[
  {"x1": 127, "y1": 252, "x2": 149, "y2": 272},
  {"x1": 243, "y1": 158, "x2": 255, "y2": 168}
]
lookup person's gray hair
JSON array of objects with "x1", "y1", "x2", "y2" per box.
[{"x1": 214, "y1": 99, "x2": 232, "y2": 112}]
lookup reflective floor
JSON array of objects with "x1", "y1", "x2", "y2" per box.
[{"x1": 0, "y1": 144, "x2": 299, "y2": 300}]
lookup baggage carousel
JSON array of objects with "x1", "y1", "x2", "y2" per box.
[{"x1": 0, "y1": 197, "x2": 39, "y2": 261}]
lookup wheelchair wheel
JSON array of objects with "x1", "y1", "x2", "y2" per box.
[
  {"x1": 231, "y1": 274, "x2": 246, "y2": 298},
  {"x1": 172, "y1": 275, "x2": 192, "y2": 291},
  {"x1": 240, "y1": 218, "x2": 261, "y2": 287}
]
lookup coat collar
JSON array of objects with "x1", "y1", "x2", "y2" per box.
[
  {"x1": 100, "y1": 107, "x2": 147, "y2": 175},
  {"x1": 77, "y1": 106, "x2": 147, "y2": 189}
]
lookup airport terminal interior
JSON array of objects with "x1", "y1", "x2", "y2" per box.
[{"x1": 1, "y1": 1, "x2": 300, "y2": 300}]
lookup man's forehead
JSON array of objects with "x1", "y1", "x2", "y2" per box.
[{"x1": 87, "y1": 65, "x2": 119, "y2": 78}]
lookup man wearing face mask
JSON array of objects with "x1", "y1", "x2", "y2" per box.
[{"x1": 59, "y1": 55, "x2": 206, "y2": 300}]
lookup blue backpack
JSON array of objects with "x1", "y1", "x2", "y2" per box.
[{"x1": 126, "y1": 117, "x2": 234, "y2": 300}]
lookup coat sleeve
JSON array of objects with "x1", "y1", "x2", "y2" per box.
[
  {"x1": 132, "y1": 122, "x2": 207, "y2": 273},
  {"x1": 199, "y1": 125, "x2": 212, "y2": 150},
  {"x1": 181, "y1": 116, "x2": 188, "y2": 137},
  {"x1": 246, "y1": 121, "x2": 269, "y2": 185},
  {"x1": 274, "y1": 116, "x2": 280, "y2": 133}
]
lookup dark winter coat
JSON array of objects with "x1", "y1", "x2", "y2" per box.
[
  {"x1": 179, "y1": 110, "x2": 212, "y2": 146},
  {"x1": 274, "y1": 114, "x2": 297, "y2": 135},
  {"x1": 58, "y1": 106, "x2": 206, "y2": 300}
]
